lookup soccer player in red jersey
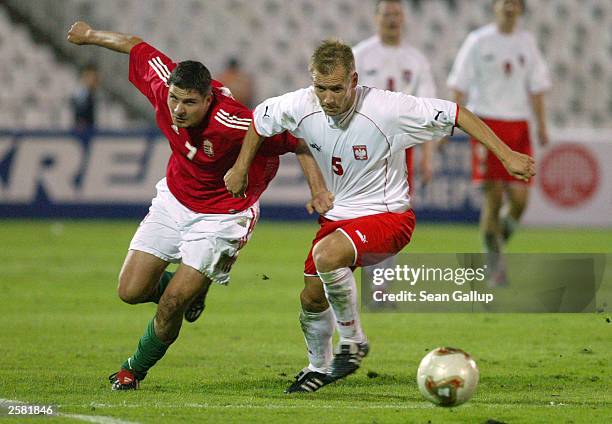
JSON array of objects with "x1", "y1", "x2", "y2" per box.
[{"x1": 67, "y1": 21, "x2": 331, "y2": 390}]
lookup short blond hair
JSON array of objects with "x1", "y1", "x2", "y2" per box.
[
  {"x1": 309, "y1": 39, "x2": 355, "y2": 76},
  {"x1": 376, "y1": 0, "x2": 403, "y2": 12}
]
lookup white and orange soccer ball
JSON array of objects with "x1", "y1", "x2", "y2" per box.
[{"x1": 416, "y1": 347, "x2": 479, "y2": 407}]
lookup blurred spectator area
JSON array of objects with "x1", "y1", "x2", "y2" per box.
[
  {"x1": 0, "y1": 6, "x2": 140, "y2": 128},
  {"x1": 1, "y1": 0, "x2": 611, "y2": 129}
]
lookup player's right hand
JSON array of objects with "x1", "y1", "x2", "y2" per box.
[
  {"x1": 504, "y1": 151, "x2": 536, "y2": 182},
  {"x1": 306, "y1": 190, "x2": 334, "y2": 215},
  {"x1": 67, "y1": 21, "x2": 92, "y2": 45},
  {"x1": 224, "y1": 167, "x2": 248, "y2": 198}
]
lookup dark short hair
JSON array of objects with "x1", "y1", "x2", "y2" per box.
[{"x1": 167, "y1": 61, "x2": 212, "y2": 95}]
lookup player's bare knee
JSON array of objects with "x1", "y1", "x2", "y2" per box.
[
  {"x1": 312, "y1": 241, "x2": 341, "y2": 272},
  {"x1": 300, "y1": 288, "x2": 328, "y2": 312},
  {"x1": 485, "y1": 198, "x2": 503, "y2": 214},
  {"x1": 117, "y1": 282, "x2": 146, "y2": 305},
  {"x1": 117, "y1": 269, "x2": 138, "y2": 302},
  {"x1": 509, "y1": 198, "x2": 528, "y2": 218}
]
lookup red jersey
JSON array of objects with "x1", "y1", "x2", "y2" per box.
[{"x1": 128, "y1": 42, "x2": 297, "y2": 213}]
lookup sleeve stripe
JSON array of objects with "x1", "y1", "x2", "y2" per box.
[
  {"x1": 214, "y1": 115, "x2": 250, "y2": 131},
  {"x1": 451, "y1": 104, "x2": 459, "y2": 136},
  {"x1": 454, "y1": 104, "x2": 460, "y2": 127},
  {"x1": 148, "y1": 59, "x2": 169, "y2": 85},
  {"x1": 218, "y1": 109, "x2": 252, "y2": 123},
  {"x1": 152, "y1": 56, "x2": 172, "y2": 79}
]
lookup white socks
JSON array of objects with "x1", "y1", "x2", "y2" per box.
[
  {"x1": 300, "y1": 308, "x2": 334, "y2": 373},
  {"x1": 318, "y1": 267, "x2": 366, "y2": 344}
]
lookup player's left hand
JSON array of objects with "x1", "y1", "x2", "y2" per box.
[
  {"x1": 224, "y1": 167, "x2": 248, "y2": 198},
  {"x1": 504, "y1": 151, "x2": 536, "y2": 182},
  {"x1": 306, "y1": 190, "x2": 334, "y2": 215}
]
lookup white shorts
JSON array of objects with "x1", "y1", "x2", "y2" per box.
[{"x1": 129, "y1": 178, "x2": 259, "y2": 285}]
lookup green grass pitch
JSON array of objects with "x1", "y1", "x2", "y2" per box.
[{"x1": 0, "y1": 220, "x2": 610, "y2": 423}]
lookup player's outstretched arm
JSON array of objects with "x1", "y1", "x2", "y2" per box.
[
  {"x1": 67, "y1": 21, "x2": 142, "y2": 54},
  {"x1": 295, "y1": 140, "x2": 333, "y2": 215},
  {"x1": 457, "y1": 107, "x2": 536, "y2": 182},
  {"x1": 224, "y1": 124, "x2": 264, "y2": 197}
]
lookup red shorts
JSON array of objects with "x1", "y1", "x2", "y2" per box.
[
  {"x1": 303, "y1": 209, "x2": 416, "y2": 276},
  {"x1": 471, "y1": 118, "x2": 531, "y2": 184}
]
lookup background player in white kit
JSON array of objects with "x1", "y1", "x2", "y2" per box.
[
  {"x1": 448, "y1": 0, "x2": 551, "y2": 285},
  {"x1": 225, "y1": 40, "x2": 535, "y2": 393},
  {"x1": 353, "y1": 0, "x2": 437, "y2": 187},
  {"x1": 353, "y1": 0, "x2": 438, "y2": 289}
]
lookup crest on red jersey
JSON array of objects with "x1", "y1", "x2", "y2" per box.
[
  {"x1": 353, "y1": 145, "x2": 368, "y2": 160},
  {"x1": 203, "y1": 139, "x2": 214, "y2": 157}
]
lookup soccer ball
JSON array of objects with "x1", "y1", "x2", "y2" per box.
[{"x1": 416, "y1": 347, "x2": 479, "y2": 407}]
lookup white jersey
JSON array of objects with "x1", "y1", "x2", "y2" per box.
[
  {"x1": 353, "y1": 36, "x2": 436, "y2": 97},
  {"x1": 447, "y1": 23, "x2": 551, "y2": 121},
  {"x1": 253, "y1": 86, "x2": 457, "y2": 221}
]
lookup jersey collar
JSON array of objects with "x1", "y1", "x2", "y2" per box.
[{"x1": 325, "y1": 86, "x2": 364, "y2": 130}]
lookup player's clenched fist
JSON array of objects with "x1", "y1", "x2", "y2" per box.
[
  {"x1": 223, "y1": 168, "x2": 248, "y2": 198},
  {"x1": 67, "y1": 21, "x2": 92, "y2": 45},
  {"x1": 306, "y1": 190, "x2": 334, "y2": 215},
  {"x1": 504, "y1": 151, "x2": 536, "y2": 182}
]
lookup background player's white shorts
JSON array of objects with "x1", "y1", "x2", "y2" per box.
[{"x1": 129, "y1": 178, "x2": 259, "y2": 285}]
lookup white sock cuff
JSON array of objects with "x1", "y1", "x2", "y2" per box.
[
  {"x1": 308, "y1": 363, "x2": 328, "y2": 373},
  {"x1": 301, "y1": 307, "x2": 333, "y2": 319},
  {"x1": 317, "y1": 267, "x2": 352, "y2": 285}
]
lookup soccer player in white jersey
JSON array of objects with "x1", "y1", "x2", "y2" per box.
[
  {"x1": 448, "y1": 0, "x2": 551, "y2": 285},
  {"x1": 353, "y1": 0, "x2": 438, "y2": 291},
  {"x1": 354, "y1": 0, "x2": 437, "y2": 187},
  {"x1": 225, "y1": 40, "x2": 535, "y2": 393}
]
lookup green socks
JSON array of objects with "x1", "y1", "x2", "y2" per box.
[
  {"x1": 122, "y1": 318, "x2": 170, "y2": 381},
  {"x1": 121, "y1": 271, "x2": 176, "y2": 380},
  {"x1": 148, "y1": 271, "x2": 174, "y2": 304}
]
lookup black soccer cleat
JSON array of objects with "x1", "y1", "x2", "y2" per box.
[
  {"x1": 109, "y1": 369, "x2": 140, "y2": 390},
  {"x1": 328, "y1": 341, "x2": 370, "y2": 381},
  {"x1": 184, "y1": 293, "x2": 206, "y2": 323},
  {"x1": 285, "y1": 367, "x2": 331, "y2": 393}
]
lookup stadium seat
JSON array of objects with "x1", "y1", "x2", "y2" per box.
[{"x1": 0, "y1": 0, "x2": 610, "y2": 130}]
